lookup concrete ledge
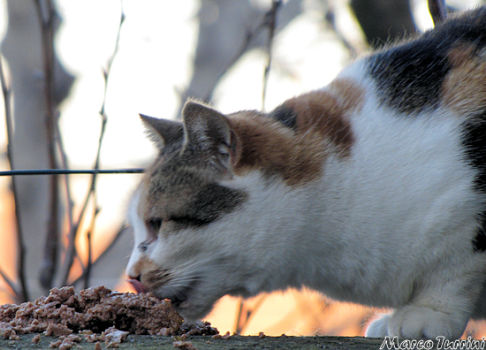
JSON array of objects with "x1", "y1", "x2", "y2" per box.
[{"x1": 0, "y1": 334, "x2": 388, "y2": 349}]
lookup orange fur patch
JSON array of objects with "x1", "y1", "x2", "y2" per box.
[
  {"x1": 329, "y1": 78, "x2": 365, "y2": 114},
  {"x1": 229, "y1": 112, "x2": 327, "y2": 186},
  {"x1": 283, "y1": 79, "x2": 363, "y2": 157},
  {"x1": 442, "y1": 43, "x2": 486, "y2": 115},
  {"x1": 228, "y1": 79, "x2": 363, "y2": 186}
]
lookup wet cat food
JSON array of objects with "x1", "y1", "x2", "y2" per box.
[{"x1": 0, "y1": 286, "x2": 217, "y2": 342}]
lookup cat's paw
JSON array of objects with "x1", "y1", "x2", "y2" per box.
[
  {"x1": 365, "y1": 313, "x2": 391, "y2": 338},
  {"x1": 388, "y1": 305, "x2": 466, "y2": 339}
]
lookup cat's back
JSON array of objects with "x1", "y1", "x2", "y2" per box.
[
  {"x1": 293, "y1": 8, "x2": 486, "y2": 305},
  {"x1": 324, "y1": 7, "x2": 486, "y2": 251},
  {"x1": 365, "y1": 6, "x2": 486, "y2": 117}
]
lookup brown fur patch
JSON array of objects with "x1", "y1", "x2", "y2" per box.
[
  {"x1": 228, "y1": 80, "x2": 363, "y2": 186},
  {"x1": 229, "y1": 112, "x2": 329, "y2": 186},
  {"x1": 329, "y1": 78, "x2": 365, "y2": 114},
  {"x1": 442, "y1": 43, "x2": 486, "y2": 115},
  {"x1": 282, "y1": 80, "x2": 363, "y2": 157}
]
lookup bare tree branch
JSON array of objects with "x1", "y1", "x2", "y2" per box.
[
  {"x1": 61, "y1": 7, "x2": 126, "y2": 286},
  {"x1": 83, "y1": 230, "x2": 92, "y2": 289},
  {"x1": 82, "y1": 205, "x2": 97, "y2": 289},
  {"x1": 350, "y1": 0, "x2": 416, "y2": 48},
  {"x1": 71, "y1": 225, "x2": 129, "y2": 287},
  {"x1": 34, "y1": 0, "x2": 61, "y2": 292},
  {"x1": 261, "y1": 0, "x2": 281, "y2": 111},
  {"x1": 428, "y1": 0, "x2": 447, "y2": 26},
  {"x1": 234, "y1": 294, "x2": 267, "y2": 334},
  {"x1": 204, "y1": 4, "x2": 283, "y2": 103},
  {"x1": 0, "y1": 268, "x2": 18, "y2": 298},
  {"x1": 0, "y1": 55, "x2": 29, "y2": 302},
  {"x1": 55, "y1": 121, "x2": 75, "y2": 250},
  {"x1": 325, "y1": 6, "x2": 359, "y2": 58}
]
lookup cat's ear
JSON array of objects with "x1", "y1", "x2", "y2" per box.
[
  {"x1": 182, "y1": 100, "x2": 240, "y2": 172},
  {"x1": 140, "y1": 114, "x2": 183, "y2": 149}
]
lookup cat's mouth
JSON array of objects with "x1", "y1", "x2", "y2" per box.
[
  {"x1": 127, "y1": 278, "x2": 147, "y2": 294},
  {"x1": 127, "y1": 278, "x2": 197, "y2": 309}
]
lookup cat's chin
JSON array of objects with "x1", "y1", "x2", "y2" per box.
[
  {"x1": 175, "y1": 297, "x2": 218, "y2": 322},
  {"x1": 152, "y1": 284, "x2": 222, "y2": 321}
]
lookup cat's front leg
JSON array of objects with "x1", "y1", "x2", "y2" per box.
[
  {"x1": 388, "y1": 304, "x2": 468, "y2": 339},
  {"x1": 364, "y1": 265, "x2": 486, "y2": 340},
  {"x1": 366, "y1": 305, "x2": 468, "y2": 339},
  {"x1": 366, "y1": 287, "x2": 475, "y2": 340}
]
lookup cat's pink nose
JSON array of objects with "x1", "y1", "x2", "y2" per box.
[{"x1": 127, "y1": 276, "x2": 147, "y2": 294}]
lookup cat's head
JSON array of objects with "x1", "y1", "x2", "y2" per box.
[
  {"x1": 126, "y1": 101, "x2": 257, "y2": 320},
  {"x1": 125, "y1": 85, "x2": 358, "y2": 319}
]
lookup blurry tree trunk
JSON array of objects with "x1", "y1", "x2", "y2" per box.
[
  {"x1": 178, "y1": 0, "x2": 302, "y2": 115},
  {"x1": 1, "y1": 0, "x2": 73, "y2": 299},
  {"x1": 350, "y1": 0, "x2": 416, "y2": 48}
]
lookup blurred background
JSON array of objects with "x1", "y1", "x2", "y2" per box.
[{"x1": 0, "y1": 0, "x2": 484, "y2": 337}]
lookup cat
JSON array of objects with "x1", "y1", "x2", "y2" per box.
[{"x1": 126, "y1": 7, "x2": 486, "y2": 339}]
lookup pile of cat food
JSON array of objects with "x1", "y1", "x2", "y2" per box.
[{"x1": 0, "y1": 286, "x2": 218, "y2": 348}]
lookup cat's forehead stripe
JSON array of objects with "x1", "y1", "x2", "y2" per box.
[{"x1": 142, "y1": 168, "x2": 247, "y2": 227}]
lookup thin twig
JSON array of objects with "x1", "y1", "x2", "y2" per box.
[
  {"x1": 0, "y1": 56, "x2": 29, "y2": 302},
  {"x1": 325, "y1": 6, "x2": 359, "y2": 58},
  {"x1": 71, "y1": 225, "x2": 129, "y2": 286},
  {"x1": 428, "y1": 0, "x2": 447, "y2": 26},
  {"x1": 34, "y1": 0, "x2": 61, "y2": 292},
  {"x1": 233, "y1": 298, "x2": 244, "y2": 334},
  {"x1": 83, "y1": 206, "x2": 98, "y2": 289},
  {"x1": 83, "y1": 230, "x2": 92, "y2": 289},
  {"x1": 242, "y1": 294, "x2": 266, "y2": 334},
  {"x1": 234, "y1": 294, "x2": 267, "y2": 334},
  {"x1": 204, "y1": 6, "x2": 279, "y2": 103},
  {"x1": 55, "y1": 119, "x2": 75, "y2": 250},
  {"x1": 61, "y1": 7, "x2": 126, "y2": 286},
  {"x1": 83, "y1": 195, "x2": 100, "y2": 289},
  {"x1": 0, "y1": 268, "x2": 18, "y2": 297},
  {"x1": 261, "y1": 0, "x2": 281, "y2": 111},
  {"x1": 0, "y1": 267, "x2": 18, "y2": 297}
]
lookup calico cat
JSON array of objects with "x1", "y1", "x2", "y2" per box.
[{"x1": 126, "y1": 7, "x2": 486, "y2": 339}]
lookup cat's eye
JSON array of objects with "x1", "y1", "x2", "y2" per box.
[
  {"x1": 218, "y1": 144, "x2": 230, "y2": 157},
  {"x1": 145, "y1": 218, "x2": 163, "y2": 237},
  {"x1": 138, "y1": 240, "x2": 152, "y2": 253},
  {"x1": 170, "y1": 215, "x2": 208, "y2": 227}
]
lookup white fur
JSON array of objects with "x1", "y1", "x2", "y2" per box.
[
  {"x1": 126, "y1": 63, "x2": 486, "y2": 339},
  {"x1": 126, "y1": 188, "x2": 145, "y2": 278}
]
